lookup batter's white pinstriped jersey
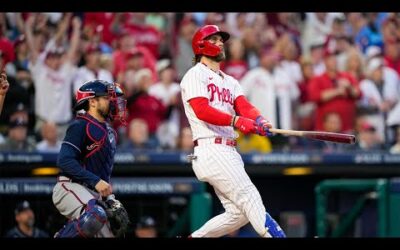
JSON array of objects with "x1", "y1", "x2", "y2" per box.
[
  {"x1": 180, "y1": 63, "x2": 244, "y2": 140},
  {"x1": 182, "y1": 62, "x2": 274, "y2": 238}
]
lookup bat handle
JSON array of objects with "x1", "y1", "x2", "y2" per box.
[
  {"x1": 265, "y1": 127, "x2": 273, "y2": 137},
  {"x1": 269, "y1": 128, "x2": 304, "y2": 137}
]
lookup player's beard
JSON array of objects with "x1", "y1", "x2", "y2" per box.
[
  {"x1": 25, "y1": 217, "x2": 34, "y2": 227},
  {"x1": 98, "y1": 105, "x2": 110, "y2": 120},
  {"x1": 206, "y1": 51, "x2": 226, "y2": 63}
]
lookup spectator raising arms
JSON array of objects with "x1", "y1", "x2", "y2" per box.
[{"x1": 25, "y1": 13, "x2": 80, "y2": 140}]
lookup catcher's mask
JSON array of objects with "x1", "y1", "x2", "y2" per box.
[
  {"x1": 75, "y1": 80, "x2": 127, "y2": 126},
  {"x1": 192, "y1": 25, "x2": 230, "y2": 57}
]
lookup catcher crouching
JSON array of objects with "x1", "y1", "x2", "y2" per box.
[{"x1": 52, "y1": 80, "x2": 130, "y2": 237}]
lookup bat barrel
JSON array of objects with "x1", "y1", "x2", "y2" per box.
[
  {"x1": 269, "y1": 128, "x2": 356, "y2": 144},
  {"x1": 305, "y1": 131, "x2": 356, "y2": 144}
]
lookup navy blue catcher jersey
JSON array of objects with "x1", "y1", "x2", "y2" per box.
[{"x1": 57, "y1": 113, "x2": 117, "y2": 188}]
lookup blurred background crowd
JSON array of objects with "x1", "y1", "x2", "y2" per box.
[{"x1": 1, "y1": 12, "x2": 400, "y2": 154}]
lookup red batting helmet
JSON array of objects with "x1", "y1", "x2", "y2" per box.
[{"x1": 192, "y1": 25, "x2": 230, "y2": 57}]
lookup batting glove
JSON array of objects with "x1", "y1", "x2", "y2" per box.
[
  {"x1": 255, "y1": 115, "x2": 273, "y2": 137},
  {"x1": 234, "y1": 116, "x2": 257, "y2": 135}
]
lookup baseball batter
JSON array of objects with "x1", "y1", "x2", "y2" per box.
[
  {"x1": 52, "y1": 80, "x2": 129, "y2": 238},
  {"x1": 180, "y1": 25, "x2": 286, "y2": 238}
]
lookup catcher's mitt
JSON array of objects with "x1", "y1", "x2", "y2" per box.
[{"x1": 99, "y1": 195, "x2": 131, "y2": 237}]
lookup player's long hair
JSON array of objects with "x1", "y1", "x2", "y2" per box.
[
  {"x1": 82, "y1": 101, "x2": 89, "y2": 111},
  {"x1": 192, "y1": 55, "x2": 202, "y2": 65}
]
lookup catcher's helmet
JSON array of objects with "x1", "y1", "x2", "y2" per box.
[
  {"x1": 192, "y1": 25, "x2": 230, "y2": 57},
  {"x1": 75, "y1": 80, "x2": 127, "y2": 125}
]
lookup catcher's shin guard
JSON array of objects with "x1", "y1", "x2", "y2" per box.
[
  {"x1": 265, "y1": 212, "x2": 286, "y2": 238},
  {"x1": 55, "y1": 199, "x2": 107, "y2": 238}
]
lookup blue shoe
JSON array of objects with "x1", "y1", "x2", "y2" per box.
[
  {"x1": 265, "y1": 212, "x2": 286, "y2": 238},
  {"x1": 54, "y1": 224, "x2": 67, "y2": 238}
]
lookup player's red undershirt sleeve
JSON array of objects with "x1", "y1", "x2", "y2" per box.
[
  {"x1": 234, "y1": 95, "x2": 261, "y2": 120},
  {"x1": 189, "y1": 97, "x2": 233, "y2": 126}
]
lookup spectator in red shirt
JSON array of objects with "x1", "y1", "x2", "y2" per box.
[
  {"x1": 220, "y1": 38, "x2": 248, "y2": 80},
  {"x1": 297, "y1": 57, "x2": 316, "y2": 131},
  {"x1": 383, "y1": 38, "x2": 400, "y2": 76},
  {"x1": 83, "y1": 12, "x2": 117, "y2": 46},
  {"x1": 308, "y1": 51, "x2": 361, "y2": 132},
  {"x1": 298, "y1": 57, "x2": 314, "y2": 103},
  {"x1": 112, "y1": 32, "x2": 135, "y2": 76},
  {"x1": 126, "y1": 68, "x2": 167, "y2": 135},
  {"x1": 112, "y1": 32, "x2": 157, "y2": 81},
  {"x1": 0, "y1": 17, "x2": 15, "y2": 65},
  {"x1": 123, "y1": 13, "x2": 162, "y2": 59},
  {"x1": 116, "y1": 48, "x2": 145, "y2": 96}
]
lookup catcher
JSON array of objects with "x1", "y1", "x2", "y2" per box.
[{"x1": 52, "y1": 80, "x2": 130, "y2": 238}]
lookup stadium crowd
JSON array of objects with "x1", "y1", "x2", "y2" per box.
[{"x1": 0, "y1": 12, "x2": 400, "y2": 154}]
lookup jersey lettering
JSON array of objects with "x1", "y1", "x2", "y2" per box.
[
  {"x1": 181, "y1": 63, "x2": 244, "y2": 140},
  {"x1": 86, "y1": 142, "x2": 100, "y2": 151},
  {"x1": 207, "y1": 83, "x2": 234, "y2": 105}
]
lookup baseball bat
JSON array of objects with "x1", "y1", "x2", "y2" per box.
[{"x1": 269, "y1": 128, "x2": 356, "y2": 144}]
